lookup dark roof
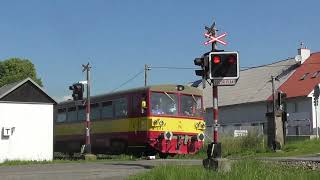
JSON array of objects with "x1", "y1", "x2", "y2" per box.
[
  {"x1": 0, "y1": 78, "x2": 57, "y2": 104},
  {"x1": 0, "y1": 81, "x2": 22, "y2": 98}
]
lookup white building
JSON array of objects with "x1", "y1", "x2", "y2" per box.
[
  {"x1": 191, "y1": 47, "x2": 320, "y2": 137},
  {"x1": 0, "y1": 78, "x2": 56, "y2": 163}
]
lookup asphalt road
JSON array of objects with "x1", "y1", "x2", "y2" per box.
[{"x1": 0, "y1": 159, "x2": 202, "y2": 180}]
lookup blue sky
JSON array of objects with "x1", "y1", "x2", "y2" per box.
[{"x1": 0, "y1": 0, "x2": 319, "y2": 101}]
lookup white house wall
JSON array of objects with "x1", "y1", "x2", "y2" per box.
[
  {"x1": 0, "y1": 103, "x2": 53, "y2": 163},
  {"x1": 285, "y1": 97, "x2": 313, "y2": 135},
  {"x1": 205, "y1": 97, "x2": 315, "y2": 136},
  {"x1": 205, "y1": 102, "x2": 268, "y2": 126}
]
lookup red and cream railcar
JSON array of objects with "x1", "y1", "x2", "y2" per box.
[{"x1": 54, "y1": 84, "x2": 205, "y2": 157}]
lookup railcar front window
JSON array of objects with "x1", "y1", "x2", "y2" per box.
[
  {"x1": 151, "y1": 92, "x2": 178, "y2": 115},
  {"x1": 181, "y1": 95, "x2": 202, "y2": 117}
]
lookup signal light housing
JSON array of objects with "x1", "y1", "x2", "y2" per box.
[
  {"x1": 193, "y1": 55, "x2": 209, "y2": 78},
  {"x1": 209, "y1": 51, "x2": 239, "y2": 80},
  {"x1": 69, "y1": 83, "x2": 84, "y2": 101}
]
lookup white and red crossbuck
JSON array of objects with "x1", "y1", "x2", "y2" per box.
[{"x1": 204, "y1": 32, "x2": 227, "y2": 46}]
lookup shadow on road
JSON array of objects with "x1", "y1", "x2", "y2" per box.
[{"x1": 108, "y1": 163, "x2": 154, "y2": 169}]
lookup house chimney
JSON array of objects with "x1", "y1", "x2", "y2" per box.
[{"x1": 296, "y1": 42, "x2": 310, "y2": 64}]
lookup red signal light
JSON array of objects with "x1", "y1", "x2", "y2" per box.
[
  {"x1": 227, "y1": 55, "x2": 236, "y2": 64},
  {"x1": 213, "y1": 56, "x2": 221, "y2": 64}
]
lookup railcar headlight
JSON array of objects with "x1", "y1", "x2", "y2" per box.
[
  {"x1": 152, "y1": 119, "x2": 158, "y2": 126},
  {"x1": 158, "y1": 120, "x2": 165, "y2": 127},
  {"x1": 197, "y1": 133, "x2": 205, "y2": 141},
  {"x1": 195, "y1": 122, "x2": 206, "y2": 130},
  {"x1": 152, "y1": 119, "x2": 165, "y2": 127},
  {"x1": 164, "y1": 131, "x2": 173, "y2": 141}
]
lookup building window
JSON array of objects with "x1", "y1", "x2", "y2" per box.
[
  {"x1": 57, "y1": 108, "x2": 67, "y2": 123},
  {"x1": 102, "y1": 101, "x2": 113, "y2": 119},
  {"x1": 91, "y1": 103, "x2": 100, "y2": 120},
  {"x1": 78, "y1": 105, "x2": 86, "y2": 121},
  {"x1": 311, "y1": 71, "x2": 320, "y2": 78},
  {"x1": 294, "y1": 102, "x2": 298, "y2": 112},
  {"x1": 300, "y1": 73, "x2": 309, "y2": 80},
  {"x1": 67, "y1": 107, "x2": 77, "y2": 122}
]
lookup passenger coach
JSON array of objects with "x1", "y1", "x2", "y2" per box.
[{"x1": 55, "y1": 84, "x2": 205, "y2": 157}]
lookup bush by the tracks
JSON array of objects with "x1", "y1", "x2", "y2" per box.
[
  {"x1": 221, "y1": 132, "x2": 266, "y2": 157},
  {"x1": 128, "y1": 160, "x2": 320, "y2": 180},
  {"x1": 175, "y1": 131, "x2": 266, "y2": 159}
]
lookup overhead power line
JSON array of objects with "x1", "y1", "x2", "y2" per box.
[
  {"x1": 111, "y1": 62, "x2": 320, "y2": 92},
  {"x1": 110, "y1": 69, "x2": 144, "y2": 92}
]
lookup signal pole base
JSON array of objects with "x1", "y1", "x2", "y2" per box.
[
  {"x1": 83, "y1": 153, "x2": 97, "y2": 161},
  {"x1": 203, "y1": 158, "x2": 232, "y2": 172},
  {"x1": 81, "y1": 144, "x2": 97, "y2": 161}
]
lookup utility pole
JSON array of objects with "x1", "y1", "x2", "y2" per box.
[
  {"x1": 271, "y1": 75, "x2": 276, "y2": 147},
  {"x1": 313, "y1": 84, "x2": 320, "y2": 138},
  {"x1": 144, "y1": 64, "x2": 151, "y2": 87},
  {"x1": 82, "y1": 63, "x2": 96, "y2": 159}
]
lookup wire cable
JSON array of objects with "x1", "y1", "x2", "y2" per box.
[{"x1": 110, "y1": 69, "x2": 144, "y2": 92}]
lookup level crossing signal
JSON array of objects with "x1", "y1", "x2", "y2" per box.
[
  {"x1": 194, "y1": 54, "x2": 209, "y2": 78},
  {"x1": 209, "y1": 51, "x2": 239, "y2": 80},
  {"x1": 277, "y1": 91, "x2": 287, "y2": 110},
  {"x1": 69, "y1": 83, "x2": 84, "y2": 100}
]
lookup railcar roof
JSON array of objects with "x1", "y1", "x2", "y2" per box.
[{"x1": 58, "y1": 84, "x2": 202, "y2": 106}]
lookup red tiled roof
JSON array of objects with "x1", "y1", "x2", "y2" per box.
[{"x1": 274, "y1": 52, "x2": 320, "y2": 99}]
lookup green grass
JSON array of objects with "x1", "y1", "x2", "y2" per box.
[
  {"x1": 174, "y1": 132, "x2": 266, "y2": 159},
  {"x1": 128, "y1": 160, "x2": 320, "y2": 180},
  {"x1": 255, "y1": 139, "x2": 320, "y2": 157},
  {"x1": 175, "y1": 134, "x2": 320, "y2": 159},
  {"x1": 0, "y1": 153, "x2": 137, "y2": 166}
]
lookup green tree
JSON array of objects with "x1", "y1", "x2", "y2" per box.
[{"x1": 0, "y1": 58, "x2": 43, "y2": 87}]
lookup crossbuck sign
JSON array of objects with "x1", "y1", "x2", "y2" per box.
[{"x1": 204, "y1": 32, "x2": 227, "y2": 46}]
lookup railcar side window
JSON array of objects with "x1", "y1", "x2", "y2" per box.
[
  {"x1": 102, "y1": 101, "x2": 113, "y2": 119},
  {"x1": 78, "y1": 105, "x2": 86, "y2": 121},
  {"x1": 114, "y1": 98, "x2": 128, "y2": 118},
  {"x1": 57, "y1": 108, "x2": 67, "y2": 123},
  {"x1": 151, "y1": 92, "x2": 178, "y2": 115},
  {"x1": 67, "y1": 107, "x2": 77, "y2": 122},
  {"x1": 91, "y1": 103, "x2": 100, "y2": 120},
  {"x1": 181, "y1": 95, "x2": 202, "y2": 117}
]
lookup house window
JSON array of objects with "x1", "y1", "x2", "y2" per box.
[
  {"x1": 311, "y1": 71, "x2": 320, "y2": 78},
  {"x1": 300, "y1": 73, "x2": 309, "y2": 80}
]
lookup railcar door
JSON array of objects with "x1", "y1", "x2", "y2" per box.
[{"x1": 129, "y1": 93, "x2": 148, "y2": 147}]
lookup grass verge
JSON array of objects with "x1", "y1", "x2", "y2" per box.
[
  {"x1": 175, "y1": 134, "x2": 320, "y2": 159},
  {"x1": 0, "y1": 154, "x2": 136, "y2": 166},
  {"x1": 128, "y1": 160, "x2": 320, "y2": 180}
]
